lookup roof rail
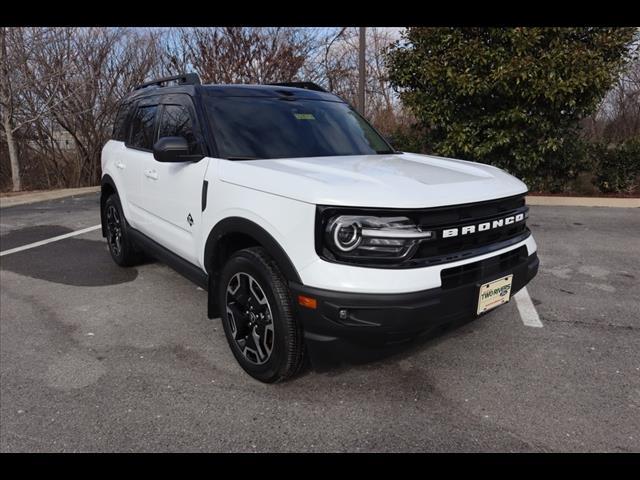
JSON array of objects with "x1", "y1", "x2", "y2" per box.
[
  {"x1": 134, "y1": 73, "x2": 201, "y2": 91},
  {"x1": 268, "y1": 81, "x2": 327, "y2": 92}
]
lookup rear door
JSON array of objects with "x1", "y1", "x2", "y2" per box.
[{"x1": 139, "y1": 94, "x2": 210, "y2": 264}]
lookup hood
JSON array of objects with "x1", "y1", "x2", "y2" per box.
[{"x1": 218, "y1": 152, "x2": 528, "y2": 209}]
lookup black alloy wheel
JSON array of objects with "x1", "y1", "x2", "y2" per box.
[
  {"x1": 103, "y1": 194, "x2": 144, "y2": 267},
  {"x1": 225, "y1": 272, "x2": 275, "y2": 365},
  {"x1": 106, "y1": 203, "x2": 123, "y2": 258}
]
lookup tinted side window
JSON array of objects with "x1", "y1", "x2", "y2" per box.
[
  {"x1": 128, "y1": 105, "x2": 158, "y2": 150},
  {"x1": 158, "y1": 104, "x2": 202, "y2": 155},
  {"x1": 112, "y1": 102, "x2": 132, "y2": 141}
]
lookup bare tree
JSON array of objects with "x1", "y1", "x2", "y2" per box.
[
  {"x1": 0, "y1": 28, "x2": 21, "y2": 191},
  {"x1": 162, "y1": 27, "x2": 322, "y2": 84},
  {"x1": 600, "y1": 56, "x2": 640, "y2": 141},
  {"x1": 303, "y1": 27, "x2": 403, "y2": 135},
  {"x1": 0, "y1": 28, "x2": 161, "y2": 190},
  {"x1": 582, "y1": 33, "x2": 640, "y2": 143},
  {"x1": 0, "y1": 27, "x2": 67, "y2": 191},
  {"x1": 23, "y1": 28, "x2": 160, "y2": 187}
]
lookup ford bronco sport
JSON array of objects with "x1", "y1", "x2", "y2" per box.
[{"x1": 101, "y1": 73, "x2": 539, "y2": 383}]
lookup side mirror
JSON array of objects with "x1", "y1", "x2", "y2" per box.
[{"x1": 153, "y1": 136, "x2": 202, "y2": 163}]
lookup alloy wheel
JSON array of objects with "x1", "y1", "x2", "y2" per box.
[
  {"x1": 225, "y1": 272, "x2": 275, "y2": 365},
  {"x1": 106, "y1": 204, "x2": 123, "y2": 257}
]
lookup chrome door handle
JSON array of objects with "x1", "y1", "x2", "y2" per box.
[
  {"x1": 115, "y1": 161, "x2": 125, "y2": 170},
  {"x1": 144, "y1": 169, "x2": 158, "y2": 180}
]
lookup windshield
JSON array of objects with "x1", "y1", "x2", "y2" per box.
[{"x1": 204, "y1": 97, "x2": 394, "y2": 160}]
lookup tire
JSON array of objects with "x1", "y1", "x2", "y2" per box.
[
  {"x1": 103, "y1": 193, "x2": 144, "y2": 267},
  {"x1": 219, "y1": 247, "x2": 306, "y2": 383}
]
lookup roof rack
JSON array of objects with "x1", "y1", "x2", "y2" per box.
[
  {"x1": 134, "y1": 73, "x2": 201, "y2": 91},
  {"x1": 267, "y1": 81, "x2": 327, "y2": 92}
]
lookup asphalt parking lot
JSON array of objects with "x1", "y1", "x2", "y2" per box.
[{"x1": 0, "y1": 192, "x2": 638, "y2": 452}]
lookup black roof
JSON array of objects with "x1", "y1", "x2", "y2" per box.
[{"x1": 126, "y1": 83, "x2": 342, "y2": 103}]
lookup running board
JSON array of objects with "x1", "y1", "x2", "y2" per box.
[{"x1": 128, "y1": 227, "x2": 208, "y2": 290}]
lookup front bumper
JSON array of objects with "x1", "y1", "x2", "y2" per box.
[{"x1": 290, "y1": 247, "x2": 539, "y2": 368}]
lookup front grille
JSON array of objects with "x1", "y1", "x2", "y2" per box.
[
  {"x1": 440, "y1": 246, "x2": 528, "y2": 289},
  {"x1": 404, "y1": 193, "x2": 530, "y2": 267}
]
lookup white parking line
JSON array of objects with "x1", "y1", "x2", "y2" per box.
[
  {"x1": 514, "y1": 287, "x2": 543, "y2": 328},
  {"x1": 0, "y1": 225, "x2": 102, "y2": 257}
]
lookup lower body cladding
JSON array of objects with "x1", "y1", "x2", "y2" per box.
[{"x1": 290, "y1": 246, "x2": 539, "y2": 369}]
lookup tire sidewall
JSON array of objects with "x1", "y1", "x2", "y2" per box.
[{"x1": 219, "y1": 252, "x2": 292, "y2": 382}]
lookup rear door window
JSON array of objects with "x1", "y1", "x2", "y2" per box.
[
  {"x1": 112, "y1": 102, "x2": 133, "y2": 141},
  {"x1": 128, "y1": 104, "x2": 158, "y2": 150}
]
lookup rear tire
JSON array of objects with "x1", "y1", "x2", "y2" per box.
[
  {"x1": 219, "y1": 247, "x2": 306, "y2": 383},
  {"x1": 103, "y1": 194, "x2": 144, "y2": 267}
]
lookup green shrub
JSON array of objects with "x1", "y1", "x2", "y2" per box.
[
  {"x1": 387, "y1": 124, "x2": 430, "y2": 154},
  {"x1": 386, "y1": 28, "x2": 638, "y2": 191},
  {"x1": 590, "y1": 139, "x2": 640, "y2": 194}
]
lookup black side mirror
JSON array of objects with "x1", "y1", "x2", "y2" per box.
[{"x1": 153, "y1": 136, "x2": 203, "y2": 163}]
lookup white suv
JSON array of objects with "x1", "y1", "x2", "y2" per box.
[{"x1": 101, "y1": 73, "x2": 539, "y2": 383}]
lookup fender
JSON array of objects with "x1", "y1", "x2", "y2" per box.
[
  {"x1": 100, "y1": 174, "x2": 118, "y2": 237},
  {"x1": 204, "y1": 216, "x2": 302, "y2": 318}
]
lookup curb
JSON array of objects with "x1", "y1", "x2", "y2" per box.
[
  {"x1": 0, "y1": 186, "x2": 100, "y2": 208},
  {"x1": 526, "y1": 195, "x2": 640, "y2": 208}
]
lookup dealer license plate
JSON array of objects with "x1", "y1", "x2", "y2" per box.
[{"x1": 477, "y1": 275, "x2": 513, "y2": 315}]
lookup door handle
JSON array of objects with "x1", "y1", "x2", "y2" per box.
[
  {"x1": 115, "y1": 161, "x2": 125, "y2": 170},
  {"x1": 144, "y1": 169, "x2": 158, "y2": 180}
]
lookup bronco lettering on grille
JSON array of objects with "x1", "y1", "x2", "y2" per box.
[{"x1": 441, "y1": 212, "x2": 525, "y2": 239}]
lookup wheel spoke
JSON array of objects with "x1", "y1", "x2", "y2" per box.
[
  {"x1": 226, "y1": 301, "x2": 248, "y2": 339},
  {"x1": 259, "y1": 323, "x2": 274, "y2": 360},
  {"x1": 243, "y1": 328, "x2": 260, "y2": 360},
  {"x1": 249, "y1": 277, "x2": 268, "y2": 306},
  {"x1": 251, "y1": 327, "x2": 267, "y2": 362},
  {"x1": 229, "y1": 275, "x2": 251, "y2": 309}
]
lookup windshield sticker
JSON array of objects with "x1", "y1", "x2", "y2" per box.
[{"x1": 293, "y1": 113, "x2": 316, "y2": 120}]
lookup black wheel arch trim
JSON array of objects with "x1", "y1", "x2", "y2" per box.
[{"x1": 204, "y1": 217, "x2": 301, "y2": 284}]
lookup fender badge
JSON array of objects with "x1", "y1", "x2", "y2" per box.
[{"x1": 187, "y1": 213, "x2": 194, "y2": 226}]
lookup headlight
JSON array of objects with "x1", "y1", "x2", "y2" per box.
[{"x1": 324, "y1": 215, "x2": 434, "y2": 262}]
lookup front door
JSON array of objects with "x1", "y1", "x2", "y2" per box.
[{"x1": 139, "y1": 96, "x2": 210, "y2": 265}]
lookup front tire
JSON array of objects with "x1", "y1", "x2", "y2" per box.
[{"x1": 219, "y1": 247, "x2": 306, "y2": 383}]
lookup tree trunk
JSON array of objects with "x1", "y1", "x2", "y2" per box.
[
  {"x1": 0, "y1": 27, "x2": 21, "y2": 191},
  {"x1": 358, "y1": 27, "x2": 366, "y2": 115},
  {"x1": 2, "y1": 110, "x2": 21, "y2": 191}
]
